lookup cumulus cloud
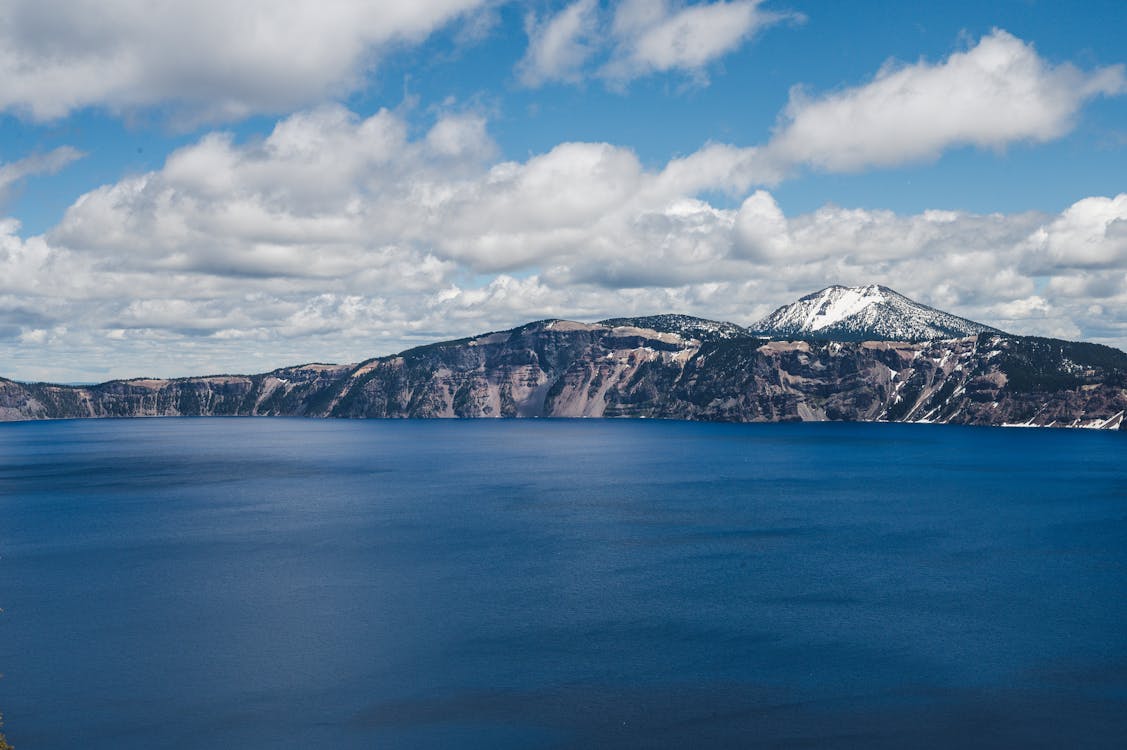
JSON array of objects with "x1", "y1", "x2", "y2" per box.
[
  {"x1": 0, "y1": 0, "x2": 487, "y2": 122},
  {"x1": 3, "y1": 28, "x2": 1127, "y2": 380},
  {"x1": 1023, "y1": 194, "x2": 1127, "y2": 270},
  {"x1": 3, "y1": 100, "x2": 1126, "y2": 380},
  {"x1": 50, "y1": 105, "x2": 765, "y2": 279},
  {"x1": 603, "y1": 0, "x2": 785, "y2": 84},
  {"x1": 518, "y1": 0, "x2": 600, "y2": 86},
  {"x1": 518, "y1": 0, "x2": 796, "y2": 88},
  {"x1": 0, "y1": 146, "x2": 84, "y2": 201},
  {"x1": 764, "y1": 29, "x2": 1127, "y2": 173}
]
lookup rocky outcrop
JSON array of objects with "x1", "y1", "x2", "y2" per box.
[{"x1": 2, "y1": 321, "x2": 1125, "y2": 429}]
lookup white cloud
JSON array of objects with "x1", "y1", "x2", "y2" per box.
[
  {"x1": 603, "y1": 0, "x2": 779, "y2": 83},
  {"x1": 1, "y1": 18, "x2": 1124, "y2": 381},
  {"x1": 992, "y1": 295, "x2": 1052, "y2": 320},
  {"x1": 425, "y1": 112, "x2": 497, "y2": 160},
  {"x1": 733, "y1": 190, "x2": 791, "y2": 259},
  {"x1": 6, "y1": 20, "x2": 1127, "y2": 384},
  {"x1": 1023, "y1": 194, "x2": 1127, "y2": 270},
  {"x1": 2, "y1": 101, "x2": 1125, "y2": 380},
  {"x1": 0, "y1": 218, "x2": 83, "y2": 295},
  {"x1": 0, "y1": 146, "x2": 84, "y2": 200},
  {"x1": 518, "y1": 0, "x2": 600, "y2": 86},
  {"x1": 0, "y1": 0, "x2": 488, "y2": 122},
  {"x1": 764, "y1": 29, "x2": 1127, "y2": 173},
  {"x1": 518, "y1": 0, "x2": 795, "y2": 88},
  {"x1": 45, "y1": 104, "x2": 769, "y2": 282}
]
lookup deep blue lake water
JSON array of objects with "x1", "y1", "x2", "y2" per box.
[{"x1": 1, "y1": 418, "x2": 1125, "y2": 748}]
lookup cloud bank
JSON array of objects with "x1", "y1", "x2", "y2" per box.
[
  {"x1": 0, "y1": 0, "x2": 487, "y2": 122},
  {"x1": 1, "y1": 28, "x2": 1125, "y2": 381},
  {"x1": 2, "y1": 101, "x2": 1124, "y2": 381}
]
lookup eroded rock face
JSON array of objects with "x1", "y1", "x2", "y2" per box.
[
  {"x1": 2, "y1": 323, "x2": 1126, "y2": 429},
  {"x1": 0, "y1": 364, "x2": 351, "y2": 421}
]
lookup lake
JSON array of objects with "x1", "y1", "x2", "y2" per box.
[{"x1": 1, "y1": 418, "x2": 1125, "y2": 748}]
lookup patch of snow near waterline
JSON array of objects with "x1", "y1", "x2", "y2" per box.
[
  {"x1": 1083, "y1": 410, "x2": 1124, "y2": 429},
  {"x1": 999, "y1": 411, "x2": 1124, "y2": 429},
  {"x1": 917, "y1": 407, "x2": 940, "y2": 422}
]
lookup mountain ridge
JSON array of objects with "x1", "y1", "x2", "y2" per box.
[
  {"x1": 597, "y1": 314, "x2": 747, "y2": 342},
  {"x1": 3, "y1": 286, "x2": 1124, "y2": 429},
  {"x1": 3, "y1": 330, "x2": 1125, "y2": 430}
]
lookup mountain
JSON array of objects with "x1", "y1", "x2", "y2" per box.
[
  {"x1": 2, "y1": 317, "x2": 1125, "y2": 429},
  {"x1": 597, "y1": 314, "x2": 747, "y2": 342},
  {"x1": 750, "y1": 284, "x2": 1002, "y2": 342}
]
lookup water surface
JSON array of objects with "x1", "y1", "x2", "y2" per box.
[{"x1": 1, "y1": 418, "x2": 1125, "y2": 748}]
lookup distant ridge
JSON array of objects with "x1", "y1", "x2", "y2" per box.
[
  {"x1": 750, "y1": 284, "x2": 1001, "y2": 342},
  {"x1": 598, "y1": 314, "x2": 746, "y2": 342},
  {"x1": 4, "y1": 284, "x2": 1124, "y2": 429}
]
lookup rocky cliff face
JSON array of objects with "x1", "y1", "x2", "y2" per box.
[
  {"x1": 0, "y1": 363, "x2": 352, "y2": 421},
  {"x1": 3, "y1": 320, "x2": 1125, "y2": 429}
]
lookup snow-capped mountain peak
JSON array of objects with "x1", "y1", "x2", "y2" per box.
[
  {"x1": 751, "y1": 285, "x2": 1002, "y2": 342},
  {"x1": 798, "y1": 284, "x2": 890, "y2": 331}
]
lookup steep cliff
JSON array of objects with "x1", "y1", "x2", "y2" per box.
[
  {"x1": 2, "y1": 321, "x2": 1125, "y2": 428},
  {"x1": 0, "y1": 363, "x2": 352, "y2": 421}
]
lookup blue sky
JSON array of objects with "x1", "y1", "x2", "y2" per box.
[{"x1": 1, "y1": 0, "x2": 1125, "y2": 381}]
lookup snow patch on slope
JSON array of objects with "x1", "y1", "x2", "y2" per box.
[
  {"x1": 751, "y1": 285, "x2": 1002, "y2": 342},
  {"x1": 801, "y1": 285, "x2": 889, "y2": 331}
]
